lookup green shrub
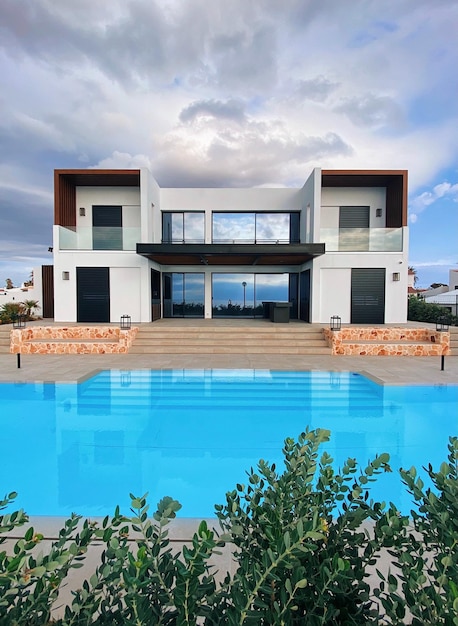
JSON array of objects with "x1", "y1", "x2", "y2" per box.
[
  {"x1": 375, "y1": 437, "x2": 458, "y2": 625},
  {"x1": 0, "y1": 302, "x2": 25, "y2": 325},
  {"x1": 211, "y1": 428, "x2": 390, "y2": 625},
  {"x1": 408, "y1": 296, "x2": 458, "y2": 327}
]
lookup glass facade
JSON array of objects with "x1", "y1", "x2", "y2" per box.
[
  {"x1": 212, "y1": 212, "x2": 300, "y2": 244},
  {"x1": 162, "y1": 273, "x2": 205, "y2": 317},
  {"x1": 162, "y1": 212, "x2": 205, "y2": 243},
  {"x1": 212, "y1": 273, "x2": 292, "y2": 318}
]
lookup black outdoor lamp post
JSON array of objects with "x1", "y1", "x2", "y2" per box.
[
  {"x1": 13, "y1": 314, "x2": 26, "y2": 368},
  {"x1": 436, "y1": 316, "x2": 449, "y2": 371},
  {"x1": 242, "y1": 281, "x2": 247, "y2": 309},
  {"x1": 330, "y1": 315, "x2": 341, "y2": 331},
  {"x1": 120, "y1": 315, "x2": 132, "y2": 330}
]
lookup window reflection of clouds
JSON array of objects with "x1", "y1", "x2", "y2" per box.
[
  {"x1": 171, "y1": 214, "x2": 183, "y2": 241},
  {"x1": 212, "y1": 213, "x2": 291, "y2": 242},
  {"x1": 212, "y1": 273, "x2": 288, "y2": 307},
  {"x1": 184, "y1": 213, "x2": 205, "y2": 242},
  {"x1": 213, "y1": 214, "x2": 255, "y2": 241},
  {"x1": 165, "y1": 212, "x2": 205, "y2": 242},
  {"x1": 256, "y1": 214, "x2": 289, "y2": 241}
]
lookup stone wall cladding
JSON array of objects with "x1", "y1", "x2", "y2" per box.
[
  {"x1": 10, "y1": 326, "x2": 139, "y2": 355},
  {"x1": 323, "y1": 327, "x2": 450, "y2": 356}
]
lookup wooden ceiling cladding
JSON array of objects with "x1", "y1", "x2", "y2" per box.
[
  {"x1": 136, "y1": 243, "x2": 325, "y2": 266},
  {"x1": 54, "y1": 170, "x2": 141, "y2": 226},
  {"x1": 321, "y1": 169, "x2": 408, "y2": 227}
]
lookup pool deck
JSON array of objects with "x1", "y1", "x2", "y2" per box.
[{"x1": 0, "y1": 350, "x2": 456, "y2": 385}]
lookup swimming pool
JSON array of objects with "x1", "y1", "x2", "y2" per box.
[{"x1": 1, "y1": 370, "x2": 456, "y2": 518}]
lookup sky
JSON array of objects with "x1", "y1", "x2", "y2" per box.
[{"x1": 0, "y1": 0, "x2": 457, "y2": 290}]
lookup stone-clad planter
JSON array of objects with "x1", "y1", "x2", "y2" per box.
[
  {"x1": 10, "y1": 326, "x2": 138, "y2": 355},
  {"x1": 323, "y1": 327, "x2": 450, "y2": 356}
]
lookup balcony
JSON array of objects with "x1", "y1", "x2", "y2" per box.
[
  {"x1": 320, "y1": 227, "x2": 403, "y2": 252},
  {"x1": 57, "y1": 226, "x2": 141, "y2": 251}
]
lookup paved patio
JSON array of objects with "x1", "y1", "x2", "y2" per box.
[{"x1": 0, "y1": 350, "x2": 456, "y2": 385}]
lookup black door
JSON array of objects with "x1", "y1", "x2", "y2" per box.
[
  {"x1": 151, "y1": 269, "x2": 161, "y2": 321},
  {"x1": 339, "y1": 206, "x2": 370, "y2": 251},
  {"x1": 299, "y1": 270, "x2": 310, "y2": 322},
  {"x1": 77, "y1": 267, "x2": 110, "y2": 322},
  {"x1": 93, "y1": 206, "x2": 122, "y2": 250},
  {"x1": 351, "y1": 268, "x2": 385, "y2": 324}
]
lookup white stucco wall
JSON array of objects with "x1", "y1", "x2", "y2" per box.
[
  {"x1": 110, "y1": 267, "x2": 142, "y2": 322},
  {"x1": 160, "y1": 188, "x2": 302, "y2": 212},
  {"x1": 140, "y1": 168, "x2": 161, "y2": 243},
  {"x1": 53, "y1": 229, "x2": 149, "y2": 322},
  {"x1": 320, "y1": 187, "x2": 387, "y2": 229},
  {"x1": 312, "y1": 247, "x2": 408, "y2": 324},
  {"x1": 299, "y1": 168, "x2": 321, "y2": 243}
]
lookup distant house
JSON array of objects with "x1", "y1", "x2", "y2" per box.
[
  {"x1": 423, "y1": 269, "x2": 458, "y2": 317},
  {"x1": 48, "y1": 168, "x2": 409, "y2": 324}
]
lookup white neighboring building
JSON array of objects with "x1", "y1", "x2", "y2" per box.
[
  {"x1": 49, "y1": 167, "x2": 409, "y2": 324},
  {"x1": 424, "y1": 289, "x2": 458, "y2": 317}
]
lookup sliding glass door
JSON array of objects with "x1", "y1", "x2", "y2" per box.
[
  {"x1": 212, "y1": 273, "x2": 294, "y2": 318},
  {"x1": 163, "y1": 273, "x2": 205, "y2": 318}
]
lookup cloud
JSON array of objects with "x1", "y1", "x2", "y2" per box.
[
  {"x1": 91, "y1": 151, "x2": 154, "y2": 170},
  {"x1": 179, "y1": 99, "x2": 247, "y2": 124},
  {"x1": 290, "y1": 76, "x2": 339, "y2": 104},
  {"x1": 335, "y1": 93, "x2": 404, "y2": 128},
  {"x1": 152, "y1": 124, "x2": 352, "y2": 187},
  {"x1": 409, "y1": 180, "x2": 458, "y2": 222}
]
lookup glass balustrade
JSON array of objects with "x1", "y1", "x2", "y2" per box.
[
  {"x1": 319, "y1": 227, "x2": 403, "y2": 252},
  {"x1": 58, "y1": 226, "x2": 141, "y2": 251}
]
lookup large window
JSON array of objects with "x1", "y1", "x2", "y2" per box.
[
  {"x1": 212, "y1": 273, "x2": 294, "y2": 317},
  {"x1": 162, "y1": 212, "x2": 205, "y2": 243},
  {"x1": 212, "y1": 212, "x2": 299, "y2": 244}
]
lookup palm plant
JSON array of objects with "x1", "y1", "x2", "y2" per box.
[{"x1": 22, "y1": 299, "x2": 40, "y2": 319}]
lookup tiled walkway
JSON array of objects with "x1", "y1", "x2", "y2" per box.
[{"x1": 0, "y1": 351, "x2": 456, "y2": 385}]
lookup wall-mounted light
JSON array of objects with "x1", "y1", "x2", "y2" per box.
[
  {"x1": 62, "y1": 271, "x2": 70, "y2": 281},
  {"x1": 79, "y1": 207, "x2": 86, "y2": 216},
  {"x1": 376, "y1": 208, "x2": 382, "y2": 217},
  {"x1": 392, "y1": 272, "x2": 400, "y2": 281}
]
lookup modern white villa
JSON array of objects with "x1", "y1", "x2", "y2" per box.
[{"x1": 48, "y1": 168, "x2": 409, "y2": 325}]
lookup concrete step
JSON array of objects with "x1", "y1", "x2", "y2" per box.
[
  {"x1": 0, "y1": 328, "x2": 11, "y2": 354},
  {"x1": 130, "y1": 344, "x2": 332, "y2": 355},
  {"x1": 129, "y1": 324, "x2": 330, "y2": 355},
  {"x1": 450, "y1": 328, "x2": 458, "y2": 355}
]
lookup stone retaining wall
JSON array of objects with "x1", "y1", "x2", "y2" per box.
[
  {"x1": 323, "y1": 327, "x2": 450, "y2": 356},
  {"x1": 10, "y1": 326, "x2": 138, "y2": 355}
]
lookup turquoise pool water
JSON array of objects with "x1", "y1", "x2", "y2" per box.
[{"x1": 1, "y1": 370, "x2": 457, "y2": 518}]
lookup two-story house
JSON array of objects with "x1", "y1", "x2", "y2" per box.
[{"x1": 51, "y1": 167, "x2": 408, "y2": 324}]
